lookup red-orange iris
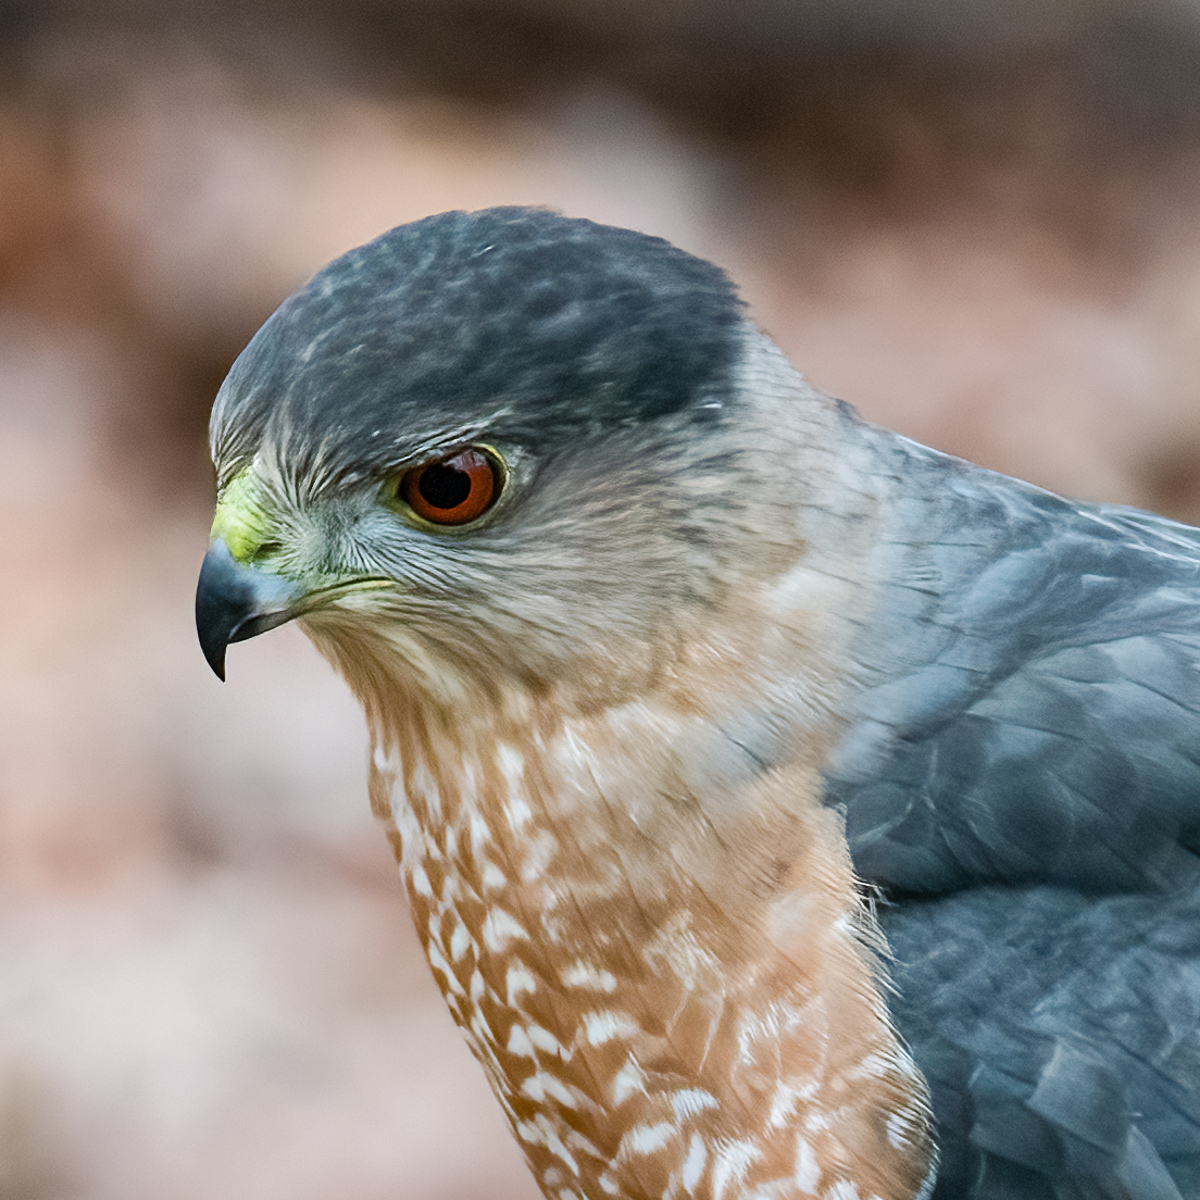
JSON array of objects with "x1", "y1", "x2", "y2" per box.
[{"x1": 400, "y1": 448, "x2": 501, "y2": 525}]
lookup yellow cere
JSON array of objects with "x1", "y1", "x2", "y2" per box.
[{"x1": 209, "y1": 469, "x2": 276, "y2": 564}]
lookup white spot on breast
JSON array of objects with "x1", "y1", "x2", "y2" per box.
[
  {"x1": 496, "y1": 741, "x2": 525, "y2": 781},
  {"x1": 425, "y1": 940, "x2": 465, "y2": 997},
  {"x1": 521, "y1": 1070, "x2": 580, "y2": 1109},
  {"x1": 409, "y1": 863, "x2": 434, "y2": 899},
  {"x1": 481, "y1": 860, "x2": 508, "y2": 891},
  {"x1": 670, "y1": 1088, "x2": 718, "y2": 1120},
  {"x1": 470, "y1": 970, "x2": 486, "y2": 1003},
  {"x1": 483, "y1": 908, "x2": 529, "y2": 952},
  {"x1": 560, "y1": 961, "x2": 618, "y2": 993},
  {"x1": 896, "y1": 1046, "x2": 922, "y2": 1081},
  {"x1": 506, "y1": 795, "x2": 533, "y2": 832},
  {"x1": 824, "y1": 1182, "x2": 860, "y2": 1200},
  {"x1": 515, "y1": 1119, "x2": 545, "y2": 1147},
  {"x1": 521, "y1": 830, "x2": 558, "y2": 881},
  {"x1": 506, "y1": 961, "x2": 537, "y2": 1005},
  {"x1": 619, "y1": 1121, "x2": 676, "y2": 1158},
  {"x1": 886, "y1": 1104, "x2": 924, "y2": 1151},
  {"x1": 598, "y1": 1172, "x2": 620, "y2": 1195},
  {"x1": 470, "y1": 1010, "x2": 495, "y2": 1045},
  {"x1": 529, "y1": 1115, "x2": 580, "y2": 1173},
  {"x1": 565, "y1": 1129, "x2": 603, "y2": 1158},
  {"x1": 682, "y1": 1133, "x2": 707, "y2": 1191},
  {"x1": 644, "y1": 921, "x2": 720, "y2": 990},
  {"x1": 847, "y1": 1052, "x2": 890, "y2": 1082},
  {"x1": 711, "y1": 1139, "x2": 761, "y2": 1200},
  {"x1": 582, "y1": 1010, "x2": 640, "y2": 1046},
  {"x1": 507, "y1": 1025, "x2": 535, "y2": 1058},
  {"x1": 560, "y1": 724, "x2": 600, "y2": 769},
  {"x1": 392, "y1": 802, "x2": 424, "y2": 869},
  {"x1": 736, "y1": 1000, "x2": 802, "y2": 1064},
  {"x1": 793, "y1": 1134, "x2": 820, "y2": 1192},
  {"x1": 528, "y1": 1024, "x2": 566, "y2": 1055},
  {"x1": 410, "y1": 760, "x2": 442, "y2": 821},
  {"x1": 468, "y1": 811, "x2": 492, "y2": 853},
  {"x1": 768, "y1": 1080, "x2": 815, "y2": 1129},
  {"x1": 612, "y1": 1058, "x2": 648, "y2": 1106},
  {"x1": 448, "y1": 920, "x2": 472, "y2": 963}
]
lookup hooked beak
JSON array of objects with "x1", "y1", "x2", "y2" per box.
[{"x1": 195, "y1": 540, "x2": 304, "y2": 680}]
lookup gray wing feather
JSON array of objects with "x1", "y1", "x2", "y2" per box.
[
  {"x1": 821, "y1": 431, "x2": 1200, "y2": 1198},
  {"x1": 825, "y1": 437, "x2": 1200, "y2": 894},
  {"x1": 883, "y1": 879, "x2": 1200, "y2": 1200}
]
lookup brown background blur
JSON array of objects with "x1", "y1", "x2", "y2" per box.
[{"x1": 5, "y1": 3, "x2": 1200, "y2": 1197}]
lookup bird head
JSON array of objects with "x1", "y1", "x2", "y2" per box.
[{"x1": 196, "y1": 208, "x2": 842, "y2": 725}]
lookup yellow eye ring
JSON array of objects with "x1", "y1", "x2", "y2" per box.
[{"x1": 399, "y1": 447, "x2": 504, "y2": 526}]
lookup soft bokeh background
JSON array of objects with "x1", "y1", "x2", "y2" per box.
[{"x1": 6, "y1": 3, "x2": 1200, "y2": 1197}]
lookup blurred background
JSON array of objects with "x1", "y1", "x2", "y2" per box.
[{"x1": 5, "y1": 1, "x2": 1200, "y2": 1197}]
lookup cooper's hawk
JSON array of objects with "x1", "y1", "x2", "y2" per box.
[{"x1": 195, "y1": 208, "x2": 1200, "y2": 1200}]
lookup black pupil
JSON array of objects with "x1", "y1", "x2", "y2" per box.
[{"x1": 418, "y1": 461, "x2": 473, "y2": 510}]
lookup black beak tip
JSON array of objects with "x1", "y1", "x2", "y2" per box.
[
  {"x1": 196, "y1": 540, "x2": 301, "y2": 679},
  {"x1": 203, "y1": 638, "x2": 228, "y2": 682},
  {"x1": 195, "y1": 551, "x2": 234, "y2": 681}
]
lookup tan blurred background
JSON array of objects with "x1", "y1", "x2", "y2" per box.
[{"x1": 5, "y1": 2, "x2": 1200, "y2": 1197}]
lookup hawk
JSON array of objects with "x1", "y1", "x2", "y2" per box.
[{"x1": 195, "y1": 208, "x2": 1200, "y2": 1200}]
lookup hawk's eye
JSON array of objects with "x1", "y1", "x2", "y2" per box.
[{"x1": 400, "y1": 448, "x2": 502, "y2": 526}]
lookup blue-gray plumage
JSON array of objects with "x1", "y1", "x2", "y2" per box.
[
  {"x1": 822, "y1": 427, "x2": 1200, "y2": 1198},
  {"x1": 196, "y1": 207, "x2": 1200, "y2": 1200}
]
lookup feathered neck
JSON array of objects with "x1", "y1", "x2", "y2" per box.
[{"x1": 311, "y1": 613, "x2": 937, "y2": 1200}]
